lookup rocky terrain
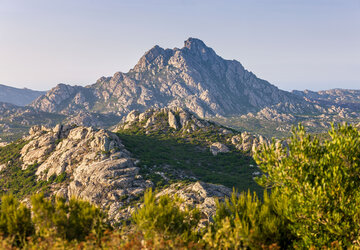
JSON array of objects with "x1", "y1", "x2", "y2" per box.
[
  {"x1": 0, "y1": 84, "x2": 46, "y2": 106},
  {"x1": 293, "y1": 89, "x2": 360, "y2": 106},
  {"x1": 213, "y1": 89, "x2": 360, "y2": 138},
  {"x1": 0, "y1": 110, "x2": 265, "y2": 223},
  {"x1": 30, "y1": 38, "x2": 317, "y2": 119}
]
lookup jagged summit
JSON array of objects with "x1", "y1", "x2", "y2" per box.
[
  {"x1": 183, "y1": 37, "x2": 206, "y2": 49},
  {"x1": 30, "y1": 38, "x2": 314, "y2": 118},
  {"x1": 182, "y1": 37, "x2": 217, "y2": 60}
]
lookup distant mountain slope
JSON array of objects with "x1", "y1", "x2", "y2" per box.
[
  {"x1": 0, "y1": 102, "x2": 66, "y2": 142},
  {"x1": 30, "y1": 38, "x2": 315, "y2": 118},
  {"x1": 0, "y1": 84, "x2": 46, "y2": 106},
  {"x1": 293, "y1": 89, "x2": 360, "y2": 110}
]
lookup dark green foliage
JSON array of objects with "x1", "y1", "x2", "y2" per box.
[
  {"x1": 255, "y1": 124, "x2": 360, "y2": 248},
  {"x1": 31, "y1": 193, "x2": 110, "y2": 242},
  {"x1": 0, "y1": 194, "x2": 34, "y2": 245},
  {"x1": 204, "y1": 190, "x2": 293, "y2": 249},
  {"x1": 132, "y1": 189, "x2": 200, "y2": 241},
  {"x1": 117, "y1": 132, "x2": 261, "y2": 193},
  {"x1": 0, "y1": 139, "x2": 27, "y2": 165}
]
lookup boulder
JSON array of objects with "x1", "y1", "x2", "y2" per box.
[{"x1": 210, "y1": 142, "x2": 230, "y2": 156}]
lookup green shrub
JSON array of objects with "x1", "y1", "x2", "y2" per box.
[
  {"x1": 31, "y1": 193, "x2": 110, "y2": 242},
  {"x1": 255, "y1": 124, "x2": 360, "y2": 248},
  {"x1": 204, "y1": 190, "x2": 293, "y2": 249},
  {"x1": 132, "y1": 189, "x2": 200, "y2": 241},
  {"x1": 0, "y1": 194, "x2": 34, "y2": 245}
]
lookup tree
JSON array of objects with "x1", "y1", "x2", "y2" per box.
[{"x1": 254, "y1": 124, "x2": 360, "y2": 248}]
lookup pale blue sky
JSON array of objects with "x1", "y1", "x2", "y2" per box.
[{"x1": 0, "y1": 0, "x2": 359, "y2": 91}]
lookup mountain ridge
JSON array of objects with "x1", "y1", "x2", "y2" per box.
[
  {"x1": 0, "y1": 84, "x2": 46, "y2": 106},
  {"x1": 30, "y1": 38, "x2": 313, "y2": 118}
]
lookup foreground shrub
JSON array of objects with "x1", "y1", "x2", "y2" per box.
[
  {"x1": 132, "y1": 189, "x2": 201, "y2": 241},
  {"x1": 31, "y1": 193, "x2": 109, "y2": 242},
  {"x1": 0, "y1": 194, "x2": 34, "y2": 245},
  {"x1": 255, "y1": 124, "x2": 360, "y2": 248},
  {"x1": 204, "y1": 190, "x2": 293, "y2": 249}
]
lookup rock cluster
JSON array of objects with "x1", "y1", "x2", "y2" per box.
[
  {"x1": 157, "y1": 181, "x2": 232, "y2": 225},
  {"x1": 229, "y1": 132, "x2": 267, "y2": 153},
  {"x1": 118, "y1": 107, "x2": 213, "y2": 134}
]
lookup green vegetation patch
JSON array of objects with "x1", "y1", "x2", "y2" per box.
[{"x1": 117, "y1": 130, "x2": 262, "y2": 193}]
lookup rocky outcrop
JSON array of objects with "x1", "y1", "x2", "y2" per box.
[
  {"x1": 117, "y1": 107, "x2": 212, "y2": 133},
  {"x1": 30, "y1": 84, "x2": 95, "y2": 114},
  {"x1": 245, "y1": 107, "x2": 296, "y2": 122},
  {"x1": 157, "y1": 181, "x2": 232, "y2": 224},
  {"x1": 30, "y1": 38, "x2": 314, "y2": 119},
  {"x1": 19, "y1": 124, "x2": 152, "y2": 221},
  {"x1": 229, "y1": 132, "x2": 267, "y2": 152},
  {"x1": 210, "y1": 142, "x2": 229, "y2": 156}
]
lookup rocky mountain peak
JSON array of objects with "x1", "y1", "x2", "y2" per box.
[
  {"x1": 132, "y1": 45, "x2": 173, "y2": 72},
  {"x1": 183, "y1": 37, "x2": 207, "y2": 50},
  {"x1": 182, "y1": 37, "x2": 217, "y2": 62}
]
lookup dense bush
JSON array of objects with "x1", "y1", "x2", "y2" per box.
[
  {"x1": 204, "y1": 190, "x2": 293, "y2": 249},
  {"x1": 0, "y1": 193, "x2": 109, "y2": 247},
  {"x1": 31, "y1": 193, "x2": 109, "y2": 242},
  {"x1": 0, "y1": 194, "x2": 34, "y2": 245},
  {"x1": 255, "y1": 124, "x2": 360, "y2": 248},
  {"x1": 132, "y1": 189, "x2": 201, "y2": 241}
]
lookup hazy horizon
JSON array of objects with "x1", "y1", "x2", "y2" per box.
[{"x1": 1, "y1": 0, "x2": 359, "y2": 92}]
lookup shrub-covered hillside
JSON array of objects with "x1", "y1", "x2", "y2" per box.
[{"x1": 116, "y1": 107, "x2": 265, "y2": 193}]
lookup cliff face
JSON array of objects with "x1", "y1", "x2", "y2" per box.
[
  {"x1": 30, "y1": 38, "x2": 311, "y2": 118},
  {"x1": 16, "y1": 124, "x2": 152, "y2": 222}
]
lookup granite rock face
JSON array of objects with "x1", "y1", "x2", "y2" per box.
[
  {"x1": 19, "y1": 124, "x2": 152, "y2": 221},
  {"x1": 30, "y1": 38, "x2": 312, "y2": 119}
]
